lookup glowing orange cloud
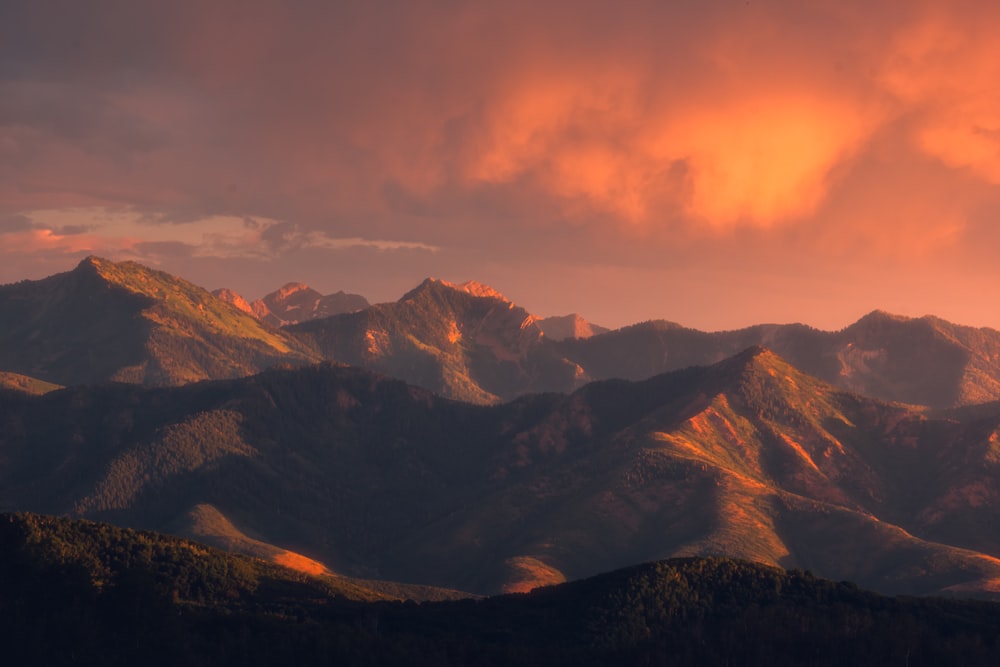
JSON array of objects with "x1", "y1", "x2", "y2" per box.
[
  {"x1": 652, "y1": 95, "x2": 880, "y2": 226},
  {"x1": 453, "y1": 66, "x2": 881, "y2": 228},
  {"x1": 881, "y1": 6, "x2": 1000, "y2": 182}
]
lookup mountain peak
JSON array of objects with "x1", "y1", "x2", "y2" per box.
[
  {"x1": 441, "y1": 279, "x2": 508, "y2": 301},
  {"x1": 273, "y1": 282, "x2": 318, "y2": 299},
  {"x1": 73, "y1": 255, "x2": 169, "y2": 294},
  {"x1": 855, "y1": 310, "x2": 911, "y2": 326},
  {"x1": 77, "y1": 255, "x2": 104, "y2": 269},
  {"x1": 252, "y1": 282, "x2": 369, "y2": 326},
  {"x1": 403, "y1": 278, "x2": 510, "y2": 303}
]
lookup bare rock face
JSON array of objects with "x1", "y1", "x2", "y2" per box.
[{"x1": 211, "y1": 288, "x2": 254, "y2": 315}]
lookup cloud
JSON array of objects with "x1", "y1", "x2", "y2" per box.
[
  {"x1": 5, "y1": 1, "x2": 1000, "y2": 329},
  {"x1": 879, "y1": 5, "x2": 1000, "y2": 183},
  {"x1": 0, "y1": 213, "x2": 35, "y2": 233},
  {"x1": 0, "y1": 1, "x2": 893, "y2": 233}
]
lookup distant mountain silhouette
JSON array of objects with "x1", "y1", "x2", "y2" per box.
[
  {"x1": 214, "y1": 282, "x2": 369, "y2": 327},
  {"x1": 0, "y1": 256, "x2": 320, "y2": 386},
  {"x1": 3, "y1": 350, "x2": 1000, "y2": 597},
  {"x1": 554, "y1": 310, "x2": 1000, "y2": 408}
]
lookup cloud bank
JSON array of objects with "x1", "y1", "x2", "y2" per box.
[{"x1": 2, "y1": 1, "x2": 1000, "y2": 328}]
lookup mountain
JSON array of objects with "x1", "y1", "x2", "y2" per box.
[
  {"x1": 554, "y1": 310, "x2": 1000, "y2": 408},
  {"x1": 5, "y1": 513, "x2": 1000, "y2": 666},
  {"x1": 536, "y1": 313, "x2": 610, "y2": 341},
  {"x1": 289, "y1": 277, "x2": 581, "y2": 403},
  {"x1": 214, "y1": 282, "x2": 370, "y2": 327},
  {"x1": 9, "y1": 259, "x2": 1000, "y2": 409},
  {"x1": 279, "y1": 272, "x2": 1000, "y2": 408},
  {"x1": 0, "y1": 256, "x2": 321, "y2": 386},
  {"x1": 4, "y1": 350, "x2": 1000, "y2": 597}
]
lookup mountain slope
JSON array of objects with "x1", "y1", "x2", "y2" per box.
[
  {"x1": 4, "y1": 351, "x2": 1000, "y2": 597},
  {"x1": 0, "y1": 256, "x2": 321, "y2": 386},
  {"x1": 290, "y1": 278, "x2": 581, "y2": 403}
]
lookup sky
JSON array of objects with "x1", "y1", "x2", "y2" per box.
[{"x1": 3, "y1": 0, "x2": 1000, "y2": 331}]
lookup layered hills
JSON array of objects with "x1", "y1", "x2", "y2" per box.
[
  {"x1": 0, "y1": 257, "x2": 320, "y2": 386},
  {"x1": 6, "y1": 512, "x2": 1000, "y2": 666},
  {"x1": 3, "y1": 349, "x2": 1000, "y2": 597}
]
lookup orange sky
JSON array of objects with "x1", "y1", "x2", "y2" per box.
[{"x1": 2, "y1": 1, "x2": 1000, "y2": 331}]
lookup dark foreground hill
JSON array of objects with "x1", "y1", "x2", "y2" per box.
[
  {"x1": 2, "y1": 512, "x2": 999, "y2": 667},
  {"x1": 4, "y1": 350, "x2": 1000, "y2": 597}
]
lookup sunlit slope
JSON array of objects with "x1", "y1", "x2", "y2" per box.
[
  {"x1": 0, "y1": 256, "x2": 320, "y2": 386},
  {"x1": 0, "y1": 371, "x2": 62, "y2": 395},
  {"x1": 291, "y1": 277, "x2": 580, "y2": 403},
  {"x1": 3, "y1": 351, "x2": 1000, "y2": 596}
]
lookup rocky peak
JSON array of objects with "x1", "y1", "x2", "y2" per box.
[{"x1": 212, "y1": 288, "x2": 254, "y2": 315}]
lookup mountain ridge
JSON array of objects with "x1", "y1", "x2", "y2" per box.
[
  {"x1": 8, "y1": 258, "x2": 1000, "y2": 409},
  {"x1": 0, "y1": 256, "x2": 320, "y2": 387}
]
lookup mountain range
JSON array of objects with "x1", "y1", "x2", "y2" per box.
[
  {"x1": 4, "y1": 345, "x2": 1000, "y2": 598},
  {"x1": 9, "y1": 256, "x2": 1000, "y2": 410},
  {"x1": 5, "y1": 257, "x2": 1000, "y2": 604}
]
